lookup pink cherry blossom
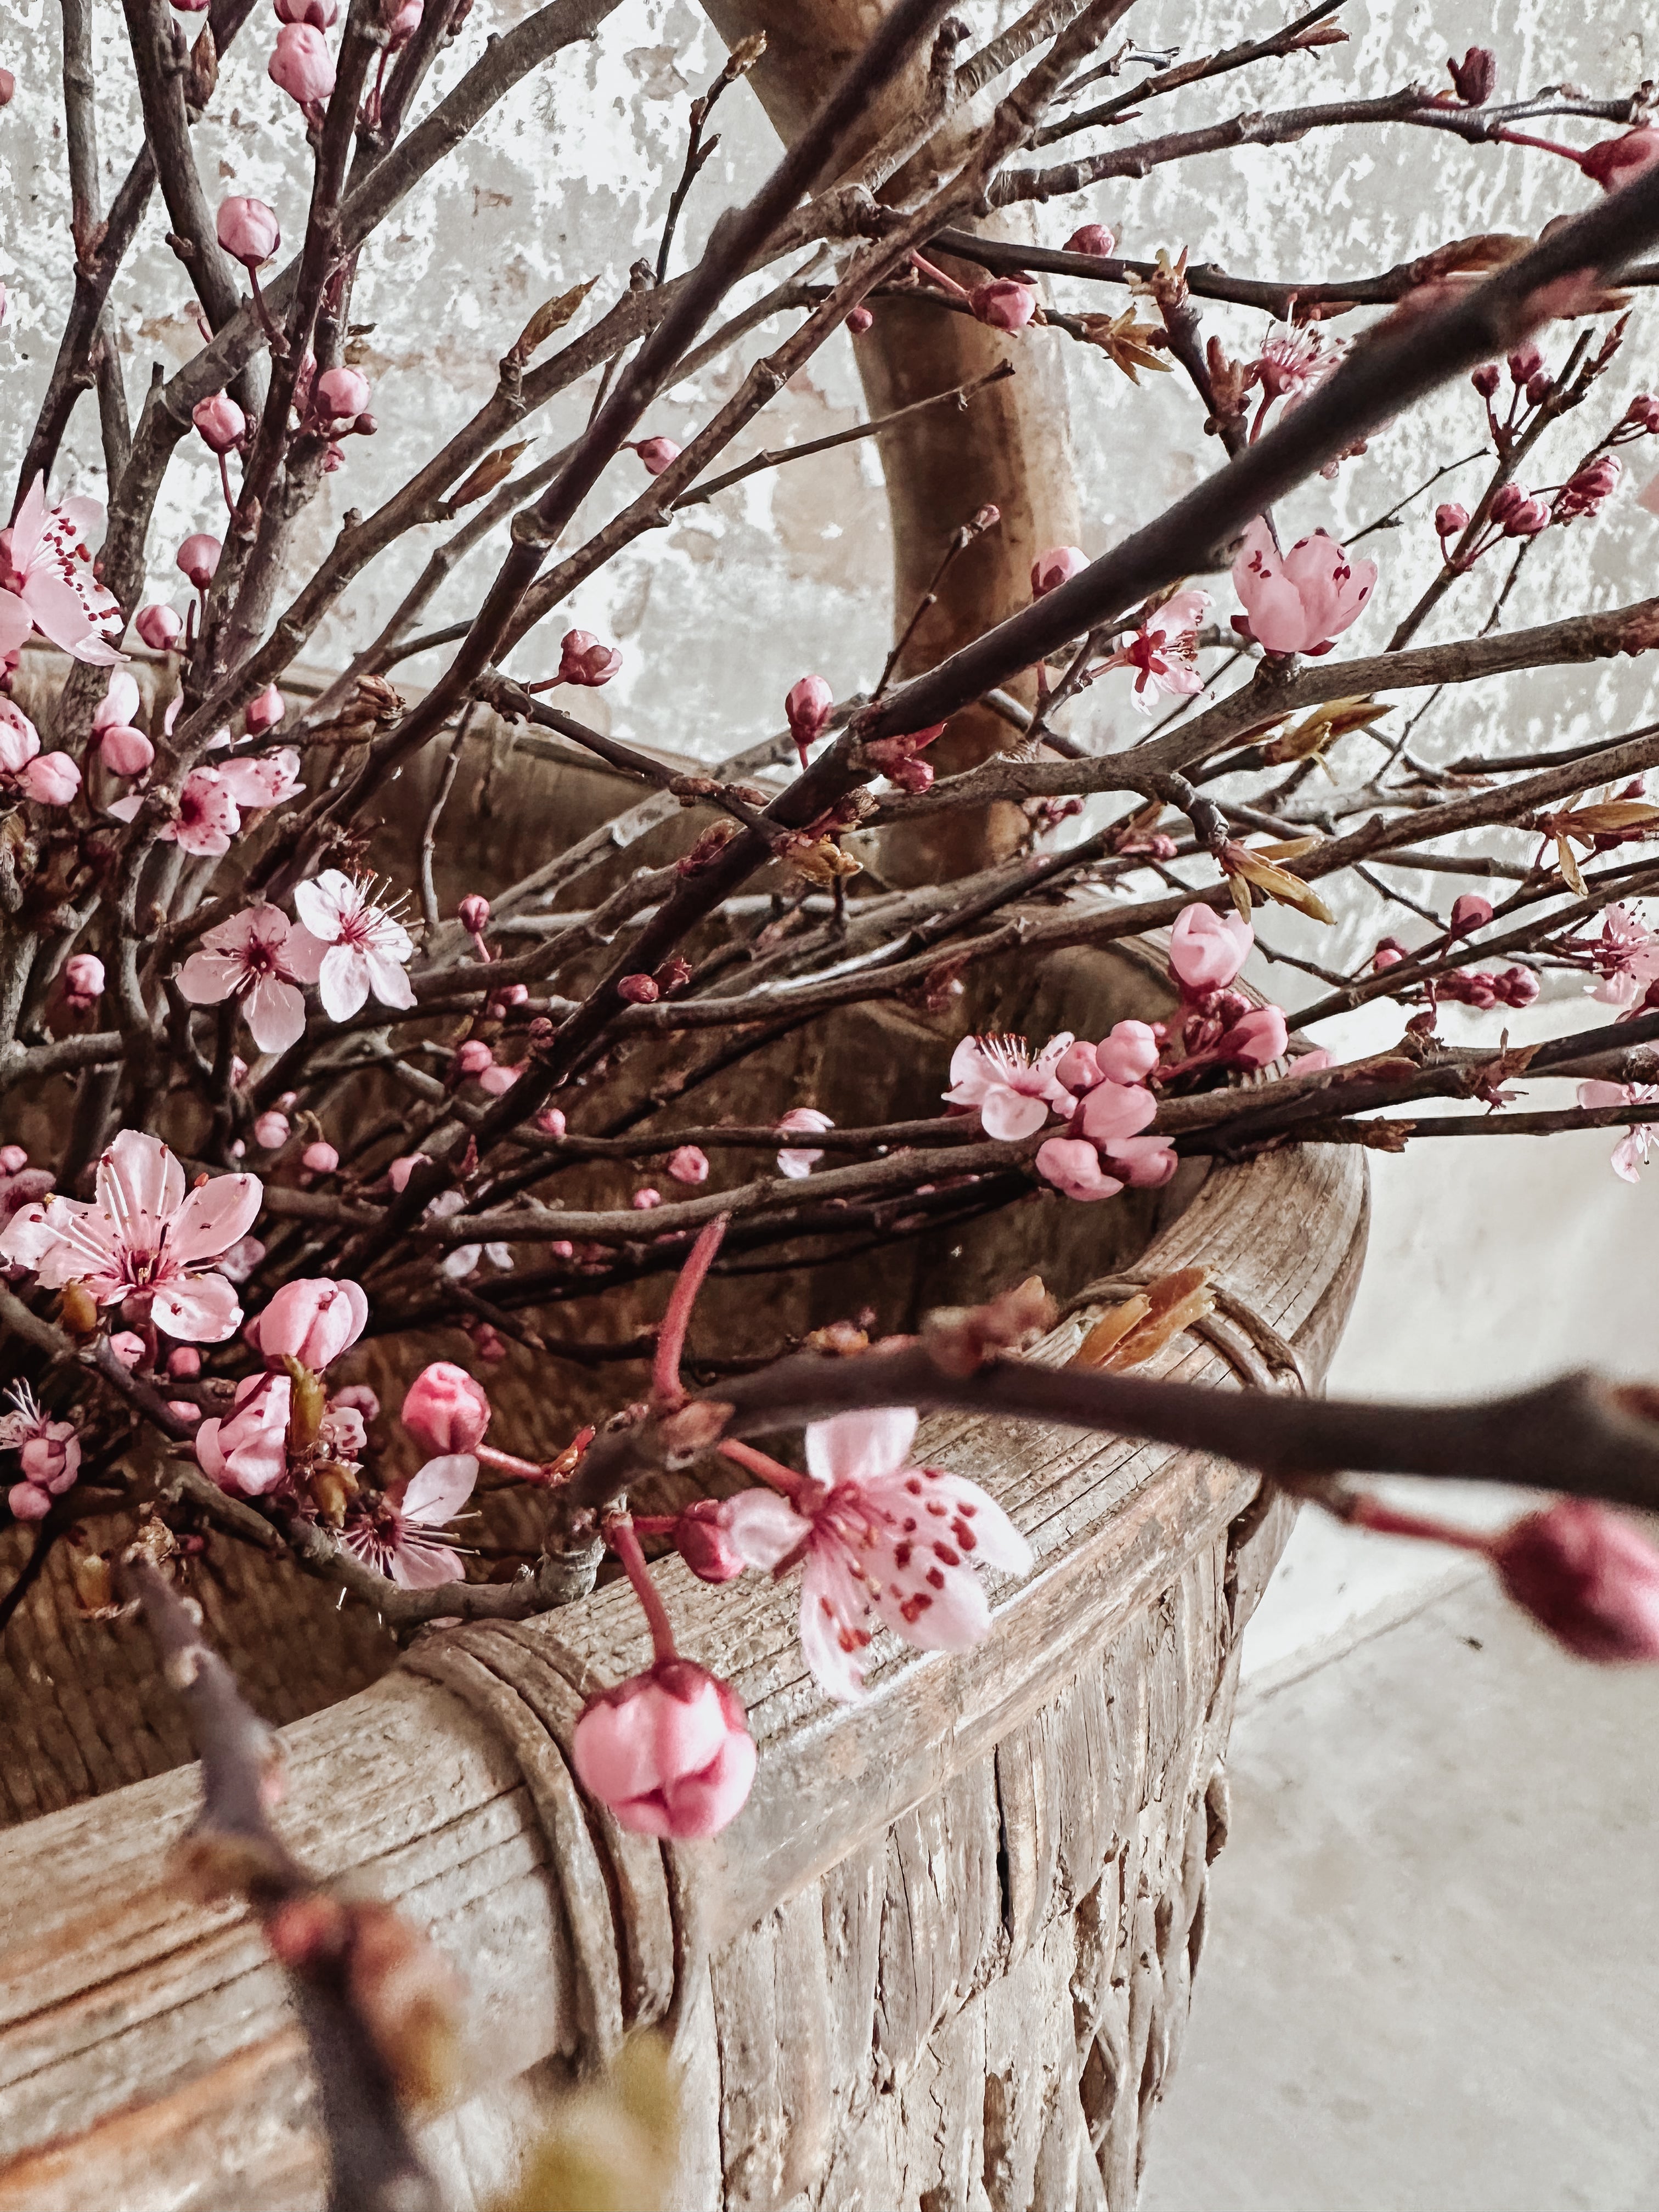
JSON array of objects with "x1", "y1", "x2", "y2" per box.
[
  {"x1": 725, "y1": 1406, "x2": 1032, "y2": 1701},
  {"x1": 1100, "y1": 1133, "x2": 1177, "y2": 1187},
  {"x1": 315, "y1": 365, "x2": 369, "y2": 419},
  {"x1": 1583, "y1": 903, "x2": 1659, "y2": 1006},
  {"x1": 1578, "y1": 1079, "x2": 1659, "y2": 1180},
  {"x1": 291, "y1": 870, "x2": 416, "y2": 1020},
  {"x1": 215, "y1": 746, "x2": 302, "y2": 810},
  {"x1": 1220, "y1": 1005, "x2": 1287, "y2": 1068},
  {"x1": 62, "y1": 954, "x2": 104, "y2": 1010},
  {"x1": 0, "y1": 697, "x2": 82, "y2": 806},
  {"x1": 92, "y1": 670, "x2": 140, "y2": 732},
  {"x1": 216, "y1": 194, "x2": 280, "y2": 266},
  {"x1": 302, "y1": 1139, "x2": 339, "y2": 1173},
  {"x1": 1169, "y1": 902, "x2": 1253, "y2": 994},
  {"x1": 667, "y1": 1144, "x2": 709, "y2": 1185},
  {"x1": 253, "y1": 1109, "x2": 290, "y2": 1150},
  {"x1": 402, "y1": 1361, "x2": 490, "y2": 1455},
  {"x1": 134, "y1": 602, "x2": 184, "y2": 651},
  {"x1": 193, "y1": 393, "x2": 245, "y2": 455},
  {"x1": 246, "y1": 1277, "x2": 367, "y2": 1369},
  {"x1": 1079, "y1": 1079, "x2": 1158, "y2": 1147},
  {"x1": 776, "y1": 1105, "x2": 832, "y2": 1178},
  {"x1": 196, "y1": 1371, "x2": 292, "y2": 1495},
  {"x1": 0, "y1": 1128, "x2": 260, "y2": 1340},
  {"x1": 1231, "y1": 517, "x2": 1377, "y2": 656},
  {"x1": 943, "y1": 1032, "x2": 1074, "y2": 1140},
  {"x1": 269, "y1": 20, "x2": 335, "y2": 104},
  {"x1": 177, "y1": 902, "x2": 325, "y2": 1054},
  {"x1": 340, "y1": 1453, "x2": 477, "y2": 1587},
  {"x1": 157, "y1": 766, "x2": 241, "y2": 856},
  {"x1": 1035, "y1": 1136, "x2": 1124, "y2": 1202},
  {"x1": 0, "y1": 474, "x2": 125, "y2": 664},
  {"x1": 1252, "y1": 321, "x2": 1346, "y2": 410},
  {"x1": 572, "y1": 1658, "x2": 757, "y2": 1837},
  {"x1": 1031, "y1": 545, "x2": 1088, "y2": 597},
  {"x1": 1098, "y1": 588, "x2": 1210, "y2": 710}
]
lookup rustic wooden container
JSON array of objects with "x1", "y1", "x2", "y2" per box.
[{"x1": 0, "y1": 1070, "x2": 1365, "y2": 2207}]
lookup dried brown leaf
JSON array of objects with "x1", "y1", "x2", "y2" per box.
[
  {"x1": 447, "y1": 440, "x2": 532, "y2": 510},
  {"x1": 507, "y1": 277, "x2": 598, "y2": 368}
]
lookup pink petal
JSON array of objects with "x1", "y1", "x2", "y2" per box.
[
  {"x1": 401, "y1": 1452, "x2": 478, "y2": 1525},
  {"x1": 24, "y1": 571, "x2": 124, "y2": 662},
  {"x1": 244, "y1": 974, "x2": 307, "y2": 1053},
  {"x1": 282, "y1": 926, "x2": 327, "y2": 984},
  {"x1": 153, "y1": 1269, "x2": 242, "y2": 1342},
  {"x1": 725, "y1": 1488, "x2": 810, "y2": 1570},
  {"x1": 292, "y1": 871, "x2": 349, "y2": 939},
  {"x1": 872, "y1": 1554, "x2": 990, "y2": 1653},
  {"x1": 176, "y1": 950, "x2": 245, "y2": 1005},
  {"x1": 980, "y1": 1085, "x2": 1051, "y2": 1141},
  {"x1": 364, "y1": 949, "x2": 415, "y2": 1011},
  {"x1": 318, "y1": 944, "x2": 369, "y2": 1020},
  {"x1": 168, "y1": 1171, "x2": 262, "y2": 1263},
  {"x1": 390, "y1": 1539, "x2": 464, "y2": 1589},
  {"x1": 0, "y1": 591, "x2": 31, "y2": 656},
  {"x1": 805, "y1": 1405, "x2": 916, "y2": 1488},
  {"x1": 798, "y1": 1553, "x2": 871, "y2": 1702},
  {"x1": 100, "y1": 1128, "x2": 185, "y2": 1223},
  {"x1": 661, "y1": 1728, "x2": 757, "y2": 1838}
]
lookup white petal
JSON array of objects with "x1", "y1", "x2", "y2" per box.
[
  {"x1": 804, "y1": 1405, "x2": 916, "y2": 1488},
  {"x1": 725, "y1": 1487, "x2": 810, "y2": 1570},
  {"x1": 402, "y1": 1453, "x2": 478, "y2": 1525},
  {"x1": 318, "y1": 945, "x2": 369, "y2": 1021}
]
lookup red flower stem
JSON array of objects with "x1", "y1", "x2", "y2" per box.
[
  {"x1": 1339, "y1": 1491, "x2": 1494, "y2": 1553},
  {"x1": 718, "y1": 1436, "x2": 808, "y2": 1499},
  {"x1": 1496, "y1": 127, "x2": 1589, "y2": 167},
  {"x1": 651, "y1": 1210, "x2": 729, "y2": 1407},
  {"x1": 607, "y1": 1514, "x2": 678, "y2": 1663},
  {"x1": 628, "y1": 1514, "x2": 679, "y2": 1537},
  {"x1": 475, "y1": 1441, "x2": 551, "y2": 1481},
  {"x1": 908, "y1": 250, "x2": 972, "y2": 301}
]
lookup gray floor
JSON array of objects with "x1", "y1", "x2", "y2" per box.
[{"x1": 1141, "y1": 1577, "x2": 1659, "y2": 2212}]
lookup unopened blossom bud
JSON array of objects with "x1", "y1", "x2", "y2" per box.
[
  {"x1": 969, "y1": 278, "x2": 1036, "y2": 331},
  {"x1": 383, "y1": 0, "x2": 421, "y2": 42},
  {"x1": 1581, "y1": 126, "x2": 1659, "y2": 194},
  {"x1": 315, "y1": 365, "x2": 370, "y2": 419},
  {"x1": 9, "y1": 1482, "x2": 50, "y2": 1521},
  {"x1": 387, "y1": 1154, "x2": 426, "y2": 1191},
  {"x1": 249, "y1": 1277, "x2": 368, "y2": 1369},
  {"x1": 134, "y1": 602, "x2": 185, "y2": 651},
  {"x1": 1221, "y1": 1005, "x2": 1288, "y2": 1068},
  {"x1": 216, "y1": 195, "x2": 280, "y2": 268},
  {"x1": 655, "y1": 956, "x2": 692, "y2": 995},
  {"x1": 674, "y1": 1497, "x2": 744, "y2": 1583},
  {"x1": 556, "y1": 630, "x2": 622, "y2": 687},
  {"x1": 402, "y1": 1361, "x2": 490, "y2": 1455},
  {"x1": 571, "y1": 1657, "x2": 757, "y2": 1837},
  {"x1": 618, "y1": 973, "x2": 659, "y2": 1005},
  {"x1": 1556, "y1": 454, "x2": 1622, "y2": 521},
  {"x1": 1446, "y1": 45, "x2": 1496, "y2": 105},
  {"x1": 100, "y1": 724, "x2": 154, "y2": 777},
  {"x1": 269, "y1": 21, "x2": 335, "y2": 104},
  {"x1": 275, "y1": 0, "x2": 339, "y2": 24},
  {"x1": 19, "y1": 750, "x2": 81, "y2": 807},
  {"x1": 489, "y1": 983, "x2": 528, "y2": 1013},
  {"x1": 534, "y1": 1106, "x2": 566, "y2": 1138},
  {"x1": 666, "y1": 1144, "x2": 708, "y2": 1186},
  {"x1": 63, "y1": 953, "x2": 104, "y2": 1009},
  {"x1": 454, "y1": 1039, "x2": 494, "y2": 1076},
  {"x1": 1487, "y1": 1499, "x2": 1659, "y2": 1660},
  {"x1": 245, "y1": 682, "x2": 285, "y2": 733},
  {"x1": 1498, "y1": 964, "x2": 1540, "y2": 1008},
  {"x1": 633, "y1": 436, "x2": 680, "y2": 475},
  {"x1": 1504, "y1": 494, "x2": 1549, "y2": 537},
  {"x1": 193, "y1": 393, "x2": 245, "y2": 454},
  {"x1": 785, "y1": 674, "x2": 834, "y2": 763},
  {"x1": 333, "y1": 1381, "x2": 379, "y2": 1423},
  {"x1": 1435, "y1": 501, "x2": 1469, "y2": 539},
  {"x1": 0, "y1": 1145, "x2": 26, "y2": 1173},
  {"x1": 167, "y1": 1345, "x2": 201, "y2": 1379},
  {"x1": 1623, "y1": 394, "x2": 1659, "y2": 435},
  {"x1": 1470, "y1": 363, "x2": 1500, "y2": 398},
  {"x1": 633, "y1": 1187, "x2": 662, "y2": 1210},
  {"x1": 458, "y1": 893, "x2": 489, "y2": 936},
  {"x1": 845, "y1": 305, "x2": 873, "y2": 335},
  {"x1": 1094, "y1": 1019, "x2": 1161, "y2": 1085},
  {"x1": 1508, "y1": 344, "x2": 1544, "y2": 386},
  {"x1": 1063, "y1": 222, "x2": 1116, "y2": 256},
  {"x1": 177, "y1": 532, "x2": 222, "y2": 589},
  {"x1": 253, "y1": 1109, "x2": 291, "y2": 1149},
  {"x1": 110, "y1": 1330, "x2": 145, "y2": 1368},
  {"x1": 0, "y1": 69, "x2": 14, "y2": 104},
  {"x1": 469, "y1": 1322, "x2": 507, "y2": 1362},
  {"x1": 1031, "y1": 545, "x2": 1088, "y2": 597},
  {"x1": 1525, "y1": 370, "x2": 1551, "y2": 407},
  {"x1": 477, "y1": 1061, "x2": 521, "y2": 1096},
  {"x1": 1449, "y1": 893, "x2": 1493, "y2": 936},
  {"x1": 301, "y1": 1139, "x2": 339, "y2": 1173}
]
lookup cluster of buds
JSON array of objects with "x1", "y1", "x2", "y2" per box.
[
  {"x1": 1436, "y1": 474, "x2": 1561, "y2": 572},
  {"x1": 1469, "y1": 344, "x2": 1555, "y2": 464},
  {"x1": 1161, "y1": 905, "x2": 1289, "y2": 1073},
  {"x1": 1434, "y1": 964, "x2": 1541, "y2": 1011}
]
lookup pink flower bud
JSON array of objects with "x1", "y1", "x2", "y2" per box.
[
  {"x1": 315, "y1": 365, "x2": 369, "y2": 419},
  {"x1": 216, "y1": 195, "x2": 280, "y2": 268},
  {"x1": 470, "y1": 1323, "x2": 508, "y2": 1363},
  {"x1": 177, "y1": 532, "x2": 222, "y2": 589},
  {"x1": 0, "y1": 1144, "x2": 26, "y2": 1172},
  {"x1": 61, "y1": 953, "x2": 104, "y2": 1009},
  {"x1": 535, "y1": 1107, "x2": 567, "y2": 1138},
  {"x1": 253, "y1": 1109, "x2": 291, "y2": 1149},
  {"x1": 1063, "y1": 223, "x2": 1116, "y2": 256},
  {"x1": 1051, "y1": 1040, "x2": 1101, "y2": 1096},
  {"x1": 845, "y1": 305, "x2": 873, "y2": 335},
  {"x1": 269, "y1": 21, "x2": 335, "y2": 104},
  {"x1": 477, "y1": 1062, "x2": 521, "y2": 1096},
  {"x1": 94, "y1": 672, "x2": 141, "y2": 731},
  {"x1": 1508, "y1": 345, "x2": 1544, "y2": 386},
  {"x1": 1093, "y1": 1019, "x2": 1161, "y2": 1085},
  {"x1": 1498, "y1": 964, "x2": 1540, "y2": 1008},
  {"x1": 1470, "y1": 363, "x2": 1500, "y2": 398},
  {"x1": 1101, "y1": 1134, "x2": 1178, "y2": 1189},
  {"x1": 19, "y1": 751, "x2": 81, "y2": 806},
  {"x1": 1372, "y1": 939, "x2": 1406, "y2": 970},
  {"x1": 332, "y1": 1381, "x2": 379, "y2": 1423},
  {"x1": 633, "y1": 436, "x2": 680, "y2": 476},
  {"x1": 387, "y1": 1153, "x2": 426, "y2": 1192},
  {"x1": 666, "y1": 1144, "x2": 708, "y2": 1186},
  {"x1": 1581, "y1": 126, "x2": 1659, "y2": 194},
  {"x1": 1031, "y1": 545, "x2": 1088, "y2": 597},
  {"x1": 110, "y1": 1330, "x2": 145, "y2": 1368},
  {"x1": 618, "y1": 974, "x2": 659, "y2": 1005},
  {"x1": 1435, "y1": 502, "x2": 1469, "y2": 538},
  {"x1": 1169, "y1": 902, "x2": 1252, "y2": 994},
  {"x1": 1449, "y1": 893, "x2": 1493, "y2": 936},
  {"x1": 454, "y1": 1039, "x2": 494, "y2": 1076},
  {"x1": 0, "y1": 70, "x2": 14, "y2": 106},
  {"x1": 301, "y1": 1139, "x2": 339, "y2": 1173},
  {"x1": 245, "y1": 682, "x2": 285, "y2": 733},
  {"x1": 134, "y1": 602, "x2": 185, "y2": 651},
  {"x1": 673, "y1": 1498, "x2": 744, "y2": 1584},
  {"x1": 1446, "y1": 45, "x2": 1496, "y2": 105},
  {"x1": 785, "y1": 674, "x2": 834, "y2": 759},
  {"x1": 193, "y1": 393, "x2": 245, "y2": 454},
  {"x1": 556, "y1": 630, "x2": 622, "y2": 687},
  {"x1": 9, "y1": 1482, "x2": 51, "y2": 1521},
  {"x1": 249, "y1": 1277, "x2": 368, "y2": 1369},
  {"x1": 489, "y1": 983, "x2": 528, "y2": 1013},
  {"x1": 383, "y1": 0, "x2": 421, "y2": 42},
  {"x1": 458, "y1": 893, "x2": 490, "y2": 935},
  {"x1": 321, "y1": 442, "x2": 346, "y2": 472},
  {"x1": 969, "y1": 278, "x2": 1036, "y2": 331},
  {"x1": 100, "y1": 723, "x2": 154, "y2": 777},
  {"x1": 571, "y1": 1658, "x2": 757, "y2": 1837},
  {"x1": 1035, "y1": 1136, "x2": 1123, "y2": 1203},
  {"x1": 167, "y1": 1345, "x2": 201, "y2": 1379},
  {"x1": 633, "y1": 1187, "x2": 662, "y2": 1210},
  {"x1": 275, "y1": 0, "x2": 338, "y2": 24},
  {"x1": 402, "y1": 1361, "x2": 491, "y2": 1454},
  {"x1": 1492, "y1": 1500, "x2": 1659, "y2": 1662},
  {"x1": 1221, "y1": 1005, "x2": 1288, "y2": 1068}
]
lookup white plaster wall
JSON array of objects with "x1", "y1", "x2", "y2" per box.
[{"x1": 4, "y1": 1, "x2": 1659, "y2": 1662}]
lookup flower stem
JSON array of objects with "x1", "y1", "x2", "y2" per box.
[
  {"x1": 718, "y1": 1436, "x2": 808, "y2": 1499},
  {"x1": 607, "y1": 1513, "x2": 678, "y2": 1663},
  {"x1": 651, "y1": 1211, "x2": 729, "y2": 1408},
  {"x1": 475, "y1": 1441, "x2": 552, "y2": 1481}
]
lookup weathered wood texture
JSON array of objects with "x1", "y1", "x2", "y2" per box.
[{"x1": 0, "y1": 1130, "x2": 1365, "y2": 2208}]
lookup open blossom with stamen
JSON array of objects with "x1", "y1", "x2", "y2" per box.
[
  {"x1": 1098, "y1": 588, "x2": 1210, "y2": 711},
  {"x1": 0, "y1": 1129, "x2": 259, "y2": 1340},
  {"x1": 1252, "y1": 321, "x2": 1346, "y2": 407},
  {"x1": 117, "y1": 766, "x2": 242, "y2": 856},
  {"x1": 177, "y1": 902, "x2": 325, "y2": 1053},
  {"x1": 944, "y1": 1032, "x2": 1074, "y2": 1139},
  {"x1": 724, "y1": 1408, "x2": 1032, "y2": 1701},
  {"x1": 292, "y1": 870, "x2": 417, "y2": 1020},
  {"x1": 340, "y1": 1454, "x2": 477, "y2": 1587},
  {"x1": 1583, "y1": 903, "x2": 1659, "y2": 1006},
  {"x1": 1578, "y1": 1080, "x2": 1659, "y2": 1181},
  {"x1": 0, "y1": 1381, "x2": 81, "y2": 1520},
  {"x1": 0, "y1": 473, "x2": 125, "y2": 664}
]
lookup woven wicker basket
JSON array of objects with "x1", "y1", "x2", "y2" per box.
[{"x1": 0, "y1": 737, "x2": 1367, "y2": 2205}]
